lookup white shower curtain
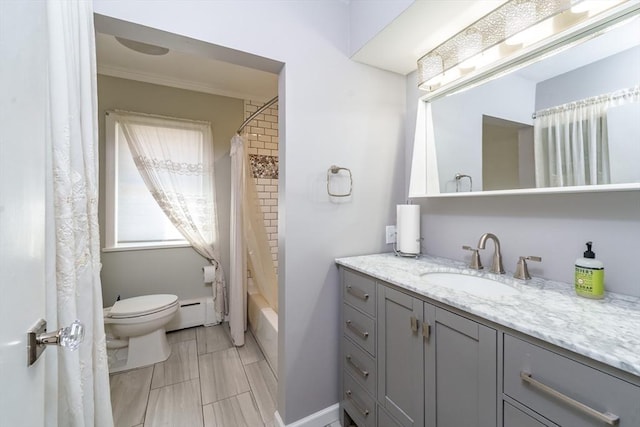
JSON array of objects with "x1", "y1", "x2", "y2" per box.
[
  {"x1": 46, "y1": 1, "x2": 113, "y2": 425},
  {"x1": 116, "y1": 112, "x2": 227, "y2": 324},
  {"x1": 229, "y1": 135, "x2": 247, "y2": 345},
  {"x1": 229, "y1": 135, "x2": 278, "y2": 346},
  {"x1": 534, "y1": 87, "x2": 640, "y2": 188}
]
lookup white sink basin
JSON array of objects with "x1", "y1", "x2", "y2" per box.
[{"x1": 420, "y1": 272, "x2": 520, "y2": 297}]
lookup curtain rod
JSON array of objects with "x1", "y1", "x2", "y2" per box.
[
  {"x1": 532, "y1": 86, "x2": 640, "y2": 119},
  {"x1": 237, "y1": 96, "x2": 279, "y2": 134}
]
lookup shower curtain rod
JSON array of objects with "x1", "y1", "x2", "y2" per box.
[
  {"x1": 531, "y1": 86, "x2": 640, "y2": 119},
  {"x1": 237, "y1": 95, "x2": 279, "y2": 134}
]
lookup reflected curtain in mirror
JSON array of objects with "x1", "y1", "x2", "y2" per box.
[{"x1": 533, "y1": 87, "x2": 640, "y2": 188}]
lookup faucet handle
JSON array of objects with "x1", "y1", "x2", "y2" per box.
[
  {"x1": 514, "y1": 256, "x2": 542, "y2": 280},
  {"x1": 462, "y1": 245, "x2": 483, "y2": 270}
]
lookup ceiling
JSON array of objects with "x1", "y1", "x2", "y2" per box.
[
  {"x1": 95, "y1": 1, "x2": 505, "y2": 98},
  {"x1": 351, "y1": 0, "x2": 508, "y2": 75},
  {"x1": 95, "y1": 32, "x2": 279, "y2": 102},
  {"x1": 95, "y1": 2, "x2": 638, "y2": 99}
]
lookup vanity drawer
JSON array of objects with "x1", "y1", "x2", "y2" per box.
[
  {"x1": 503, "y1": 334, "x2": 640, "y2": 427},
  {"x1": 343, "y1": 269, "x2": 376, "y2": 317},
  {"x1": 378, "y1": 405, "x2": 403, "y2": 427},
  {"x1": 343, "y1": 336, "x2": 376, "y2": 397},
  {"x1": 343, "y1": 304, "x2": 376, "y2": 356},
  {"x1": 504, "y1": 401, "x2": 557, "y2": 427},
  {"x1": 344, "y1": 371, "x2": 376, "y2": 427}
]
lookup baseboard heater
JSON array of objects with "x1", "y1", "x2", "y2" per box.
[{"x1": 165, "y1": 296, "x2": 217, "y2": 331}]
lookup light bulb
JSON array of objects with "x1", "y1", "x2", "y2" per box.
[
  {"x1": 457, "y1": 30, "x2": 483, "y2": 69},
  {"x1": 505, "y1": 1, "x2": 537, "y2": 46},
  {"x1": 418, "y1": 54, "x2": 444, "y2": 87}
]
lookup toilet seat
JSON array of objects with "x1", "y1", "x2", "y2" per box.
[{"x1": 108, "y1": 294, "x2": 178, "y2": 319}]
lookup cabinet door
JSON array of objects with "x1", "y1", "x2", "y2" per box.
[
  {"x1": 377, "y1": 284, "x2": 424, "y2": 427},
  {"x1": 425, "y1": 306, "x2": 497, "y2": 427}
]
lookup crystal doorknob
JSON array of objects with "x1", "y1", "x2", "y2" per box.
[
  {"x1": 37, "y1": 320, "x2": 84, "y2": 350},
  {"x1": 27, "y1": 319, "x2": 85, "y2": 366}
]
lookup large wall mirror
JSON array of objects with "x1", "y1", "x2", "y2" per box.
[{"x1": 410, "y1": 7, "x2": 640, "y2": 197}]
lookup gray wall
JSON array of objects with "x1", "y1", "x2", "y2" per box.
[
  {"x1": 406, "y1": 68, "x2": 640, "y2": 298},
  {"x1": 431, "y1": 73, "x2": 535, "y2": 192},
  {"x1": 97, "y1": 75, "x2": 244, "y2": 305},
  {"x1": 93, "y1": 2, "x2": 407, "y2": 424},
  {"x1": 536, "y1": 46, "x2": 640, "y2": 109},
  {"x1": 482, "y1": 123, "x2": 520, "y2": 191}
]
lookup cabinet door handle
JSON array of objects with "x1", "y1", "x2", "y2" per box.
[
  {"x1": 410, "y1": 315, "x2": 418, "y2": 332},
  {"x1": 345, "y1": 390, "x2": 370, "y2": 417},
  {"x1": 520, "y1": 372, "x2": 620, "y2": 426},
  {"x1": 422, "y1": 321, "x2": 431, "y2": 340},
  {"x1": 346, "y1": 354, "x2": 369, "y2": 378},
  {"x1": 346, "y1": 320, "x2": 369, "y2": 339},
  {"x1": 346, "y1": 285, "x2": 369, "y2": 301}
]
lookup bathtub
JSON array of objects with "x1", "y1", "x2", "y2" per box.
[{"x1": 247, "y1": 284, "x2": 278, "y2": 378}]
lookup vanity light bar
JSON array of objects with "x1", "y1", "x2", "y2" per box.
[{"x1": 417, "y1": 0, "x2": 629, "y2": 91}]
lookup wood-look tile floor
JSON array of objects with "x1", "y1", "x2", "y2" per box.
[
  {"x1": 110, "y1": 324, "x2": 342, "y2": 427},
  {"x1": 110, "y1": 324, "x2": 276, "y2": 427}
]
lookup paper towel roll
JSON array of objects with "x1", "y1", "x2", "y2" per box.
[
  {"x1": 203, "y1": 265, "x2": 216, "y2": 283},
  {"x1": 397, "y1": 204, "x2": 420, "y2": 254}
]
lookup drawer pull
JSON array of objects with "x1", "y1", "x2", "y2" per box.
[
  {"x1": 346, "y1": 320, "x2": 369, "y2": 339},
  {"x1": 410, "y1": 316, "x2": 418, "y2": 332},
  {"x1": 346, "y1": 354, "x2": 369, "y2": 378},
  {"x1": 520, "y1": 372, "x2": 620, "y2": 426},
  {"x1": 347, "y1": 285, "x2": 369, "y2": 301},
  {"x1": 422, "y1": 321, "x2": 431, "y2": 340},
  {"x1": 345, "y1": 389, "x2": 370, "y2": 417}
]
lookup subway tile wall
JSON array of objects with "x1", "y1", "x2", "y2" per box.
[{"x1": 244, "y1": 100, "x2": 279, "y2": 273}]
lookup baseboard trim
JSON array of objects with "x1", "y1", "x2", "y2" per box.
[{"x1": 274, "y1": 403, "x2": 339, "y2": 427}]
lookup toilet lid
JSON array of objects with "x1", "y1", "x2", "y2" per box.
[{"x1": 108, "y1": 294, "x2": 178, "y2": 319}]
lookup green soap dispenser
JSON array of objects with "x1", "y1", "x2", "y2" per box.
[{"x1": 574, "y1": 241, "x2": 605, "y2": 299}]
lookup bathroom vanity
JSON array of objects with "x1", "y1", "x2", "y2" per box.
[{"x1": 336, "y1": 253, "x2": 640, "y2": 427}]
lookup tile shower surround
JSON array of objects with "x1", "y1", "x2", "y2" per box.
[{"x1": 245, "y1": 100, "x2": 279, "y2": 271}]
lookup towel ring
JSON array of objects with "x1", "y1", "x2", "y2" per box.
[{"x1": 327, "y1": 165, "x2": 352, "y2": 197}]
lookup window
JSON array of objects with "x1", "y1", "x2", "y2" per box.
[{"x1": 105, "y1": 112, "x2": 188, "y2": 249}]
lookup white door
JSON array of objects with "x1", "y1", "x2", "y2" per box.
[{"x1": 0, "y1": 1, "x2": 50, "y2": 425}]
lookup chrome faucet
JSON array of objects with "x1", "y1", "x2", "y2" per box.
[{"x1": 477, "y1": 233, "x2": 505, "y2": 274}]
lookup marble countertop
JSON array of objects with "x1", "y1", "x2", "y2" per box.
[{"x1": 335, "y1": 252, "x2": 640, "y2": 378}]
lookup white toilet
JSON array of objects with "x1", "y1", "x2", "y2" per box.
[{"x1": 104, "y1": 294, "x2": 179, "y2": 373}]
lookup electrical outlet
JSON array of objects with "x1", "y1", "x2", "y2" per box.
[{"x1": 385, "y1": 225, "x2": 397, "y2": 244}]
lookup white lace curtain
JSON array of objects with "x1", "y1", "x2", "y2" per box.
[
  {"x1": 229, "y1": 135, "x2": 278, "y2": 346},
  {"x1": 46, "y1": 0, "x2": 113, "y2": 425},
  {"x1": 534, "y1": 87, "x2": 640, "y2": 188},
  {"x1": 114, "y1": 111, "x2": 226, "y2": 323}
]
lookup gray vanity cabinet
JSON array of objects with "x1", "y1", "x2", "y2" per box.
[
  {"x1": 425, "y1": 305, "x2": 497, "y2": 427},
  {"x1": 376, "y1": 281, "x2": 497, "y2": 427},
  {"x1": 503, "y1": 402, "x2": 558, "y2": 427},
  {"x1": 339, "y1": 265, "x2": 640, "y2": 427},
  {"x1": 503, "y1": 334, "x2": 640, "y2": 427},
  {"x1": 341, "y1": 269, "x2": 378, "y2": 427},
  {"x1": 377, "y1": 284, "x2": 424, "y2": 427}
]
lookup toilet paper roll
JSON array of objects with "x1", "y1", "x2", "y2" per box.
[
  {"x1": 397, "y1": 204, "x2": 420, "y2": 255},
  {"x1": 203, "y1": 265, "x2": 216, "y2": 283}
]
